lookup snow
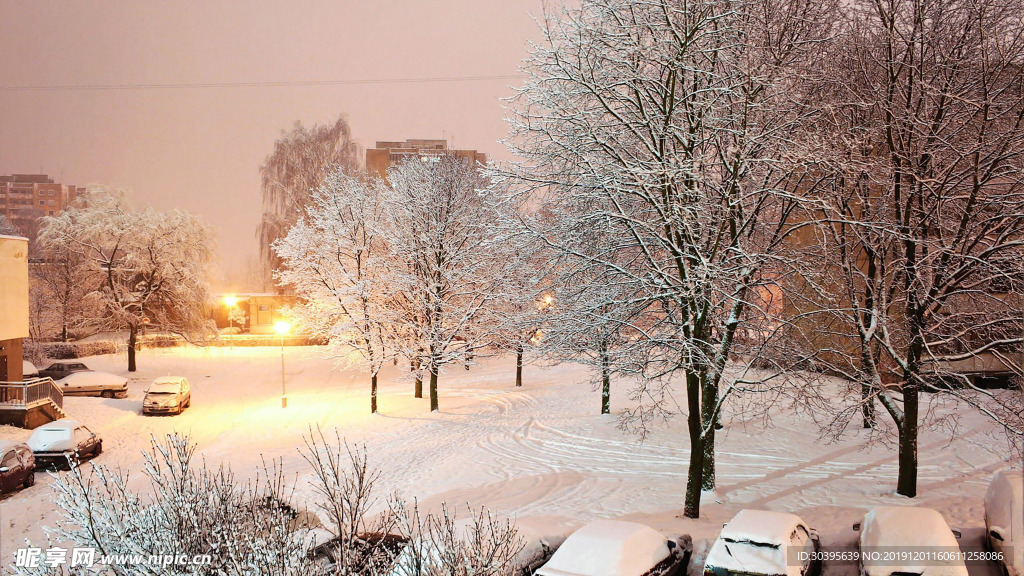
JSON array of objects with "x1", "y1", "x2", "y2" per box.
[
  {"x1": 720, "y1": 509, "x2": 808, "y2": 546},
  {"x1": 0, "y1": 345, "x2": 1019, "y2": 575},
  {"x1": 859, "y1": 507, "x2": 967, "y2": 576},
  {"x1": 983, "y1": 471, "x2": 1023, "y2": 576},
  {"x1": 25, "y1": 420, "x2": 80, "y2": 453},
  {"x1": 534, "y1": 519, "x2": 670, "y2": 576}
]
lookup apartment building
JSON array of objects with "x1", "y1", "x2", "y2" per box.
[
  {"x1": 366, "y1": 139, "x2": 487, "y2": 178},
  {"x1": 0, "y1": 174, "x2": 83, "y2": 239}
]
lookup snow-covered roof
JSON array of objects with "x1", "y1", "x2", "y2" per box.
[
  {"x1": 534, "y1": 519, "x2": 670, "y2": 576},
  {"x1": 860, "y1": 507, "x2": 967, "y2": 576},
  {"x1": 720, "y1": 509, "x2": 807, "y2": 546},
  {"x1": 35, "y1": 419, "x2": 81, "y2": 430}
]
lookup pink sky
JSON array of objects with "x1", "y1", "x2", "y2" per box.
[{"x1": 0, "y1": 0, "x2": 542, "y2": 288}]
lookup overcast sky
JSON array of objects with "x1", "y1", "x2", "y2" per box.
[{"x1": 0, "y1": 0, "x2": 542, "y2": 288}]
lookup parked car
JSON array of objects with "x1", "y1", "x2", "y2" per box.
[
  {"x1": 534, "y1": 519, "x2": 691, "y2": 576},
  {"x1": 985, "y1": 470, "x2": 1023, "y2": 576},
  {"x1": 27, "y1": 419, "x2": 102, "y2": 469},
  {"x1": 55, "y1": 371, "x2": 129, "y2": 398},
  {"x1": 22, "y1": 360, "x2": 38, "y2": 380},
  {"x1": 705, "y1": 509, "x2": 819, "y2": 576},
  {"x1": 37, "y1": 361, "x2": 92, "y2": 380},
  {"x1": 142, "y1": 376, "x2": 191, "y2": 415},
  {"x1": 0, "y1": 441, "x2": 36, "y2": 494},
  {"x1": 854, "y1": 506, "x2": 966, "y2": 576}
]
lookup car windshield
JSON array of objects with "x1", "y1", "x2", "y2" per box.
[{"x1": 148, "y1": 383, "x2": 180, "y2": 394}]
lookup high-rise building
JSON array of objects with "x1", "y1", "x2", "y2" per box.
[
  {"x1": 366, "y1": 139, "x2": 488, "y2": 178},
  {"x1": 0, "y1": 174, "x2": 83, "y2": 240}
]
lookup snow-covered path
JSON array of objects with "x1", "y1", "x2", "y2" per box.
[{"x1": 0, "y1": 346, "x2": 1017, "y2": 576}]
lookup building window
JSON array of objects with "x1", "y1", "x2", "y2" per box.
[{"x1": 39, "y1": 200, "x2": 44, "y2": 205}]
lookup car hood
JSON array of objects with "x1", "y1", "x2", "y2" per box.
[{"x1": 144, "y1": 393, "x2": 179, "y2": 405}]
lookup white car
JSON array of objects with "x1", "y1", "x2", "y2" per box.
[
  {"x1": 704, "y1": 510, "x2": 820, "y2": 576},
  {"x1": 27, "y1": 419, "x2": 102, "y2": 469},
  {"x1": 985, "y1": 470, "x2": 1023, "y2": 576},
  {"x1": 142, "y1": 376, "x2": 191, "y2": 415},
  {"x1": 534, "y1": 519, "x2": 690, "y2": 576},
  {"x1": 854, "y1": 507, "x2": 966, "y2": 576},
  {"x1": 55, "y1": 371, "x2": 128, "y2": 398}
]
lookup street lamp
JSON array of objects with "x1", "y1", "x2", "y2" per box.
[{"x1": 275, "y1": 320, "x2": 291, "y2": 408}]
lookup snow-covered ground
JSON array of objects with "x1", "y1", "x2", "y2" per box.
[{"x1": 0, "y1": 346, "x2": 1018, "y2": 575}]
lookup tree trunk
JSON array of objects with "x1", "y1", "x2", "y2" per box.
[
  {"x1": 896, "y1": 383, "x2": 919, "y2": 497},
  {"x1": 683, "y1": 371, "x2": 705, "y2": 518},
  {"x1": 127, "y1": 326, "x2": 138, "y2": 372},
  {"x1": 412, "y1": 358, "x2": 422, "y2": 398},
  {"x1": 861, "y1": 382, "x2": 876, "y2": 428},
  {"x1": 599, "y1": 340, "x2": 610, "y2": 414},
  {"x1": 429, "y1": 366, "x2": 439, "y2": 412},
  {"x1": 371, "y1": 372, "x2": 378, "y2": 414},
  {"x1": 515, "y1": 344, "x2": 524, "y2": 387},
  {"x1": 700, "y1": 374, "x2": 717, "y2": 490},
  {"x1": 61, "y1": 322, "x2": 68, "y2": 343}
]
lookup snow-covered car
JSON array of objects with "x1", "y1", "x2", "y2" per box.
[
  {"x1": 534, "y1": 519, "x2": 691, "y2": 576},
  {"x1": 27, "y1": 419, "x2": 102, "y2": 469},
  {"x1": 55, "y1": 370, "x2": 128, "y2": 398},
  {"x1": 37, "y1": 361, "x2": 92, "y2": 380},
  {"x1": 704, "y1": 509, "x2": 820, "y2": 576},
  {"x1": 142, "y1": 376, "x2": 191, "y2": 415},
  {"x1": 985, "y1": 470, "x2": 1023, "y2": 576},
  {"x1": 853, "y1": 507, "x2": 966, "y2": 576},
  {"x1": 0, "y1": 441, "x2": 36, "y2": 493},
  {"x1": 22, "y1": 360, "x2": 38, "y2": 379}
]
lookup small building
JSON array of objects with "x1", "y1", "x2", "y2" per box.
[{"x1": 212, "y1": 293, "x2": 296, "y2": 335}]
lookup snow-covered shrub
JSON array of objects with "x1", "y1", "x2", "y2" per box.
[
  {"x1": 388, "y1": 501, "x2": 525, "y2": 576},
  {"x1": 15, "y1": 434, "x2": 322, "y2": 576}
]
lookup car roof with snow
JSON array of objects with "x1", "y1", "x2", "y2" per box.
[
  {"x1": 534, "y1": 519, "x2": 671, "y2": 576},
  {"x1": 32, "y1": 419, "x2": 82, "y2": 431},
  {"x1": 720, "y1": 509, "x2": 808, "y2": 546}
]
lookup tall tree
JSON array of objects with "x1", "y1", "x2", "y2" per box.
[
  {"x1": 31, "y1": 236, "x2": 98, "y2": 342},
  {"x1": 385, "y1": 155, "x2": 511, "y2": 412},
  {"x1": 498, "y1": 0, "x2": 832, "y2": 517},
  {"x1": 813, "y1": 0, "x2": 1024, "y2": 496},
  {"x1": 39, "y1": 189, "x2": 215, "y2": 371},
  {"x1": 275, "y1": 168, "x2": 395, "y2": 414},
  {"x1": 257, "y1": 116, "x2": 361, "y2": 280}
]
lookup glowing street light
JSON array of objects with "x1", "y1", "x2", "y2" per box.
[
  {"x1": 223, "y1": 295, "x2": 238, "y2": 341},
  {"x1": 275, "y1": 320, "x2": 291, "y2": 408}
]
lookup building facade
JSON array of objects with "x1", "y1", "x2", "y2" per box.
[
  {"x1": 366, "y1": 139, "x2": 487, "y2": 178},
  {"x1": 0, "y1": 174, "x2": 83, "y2": 240}
]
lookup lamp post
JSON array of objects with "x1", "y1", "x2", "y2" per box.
[{"x1": 275, "y1": 320, "x2": 291, "y2": 408}]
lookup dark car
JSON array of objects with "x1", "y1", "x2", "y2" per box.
[
  {"x1": 0, "y1": 441, "x2": 36, "y2": 494},
  {"x1": 37, "y1": 361, "x2": 92, "y2": 380},
  {"x1": 27, "y1": 420, "x2": 102, "y2": 469}
]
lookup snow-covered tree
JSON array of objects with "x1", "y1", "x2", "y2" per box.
[
  {"x1": 32, "y1": 230, "x2": 100, "y2": 342},
  {"x1": 38, "y1": 189, "x2": 214, "y2": 371},
  {"x1": 807, "y1": 0, "x2": 1024, "y2": 496},
  {"x1": 385, "y1": 155, "x2": 513, "y2": 412},
  {"x1": 258, "y1": 116, "x2": 361, "y2": 280},
  {"x1": 275, "y1": 168, "x2": 396, "y2": 414},
  {"x1": 497, "y1": 0, "x2": 833, "y2": 517}
]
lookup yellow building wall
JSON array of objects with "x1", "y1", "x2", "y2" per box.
[{"x1": 0, "y1": 235, "x2": 29, "y2": 341}]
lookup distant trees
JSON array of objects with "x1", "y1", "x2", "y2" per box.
[
  {"x1": 258, "y1": 116, "x2": 361, "y2": 281},
  {"x1": 275, "y1": 155, "x2": 519, "y2": 413},
  {"x1": 38, "y1": 189, "x2": 215, "y2": 371},
  {"x1": 384, "y1": 156, "x2": 514, "y2": 412},
  {"x1": 30, "y1": 236, "x2": 97, "y2": 342},
  {"x1": 275, "y1": 169, "x2": 394, "y2": 414}
]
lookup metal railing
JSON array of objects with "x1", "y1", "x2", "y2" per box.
[{"x1": 0, "y1": 377, "x2": 63, "y2": 410}]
